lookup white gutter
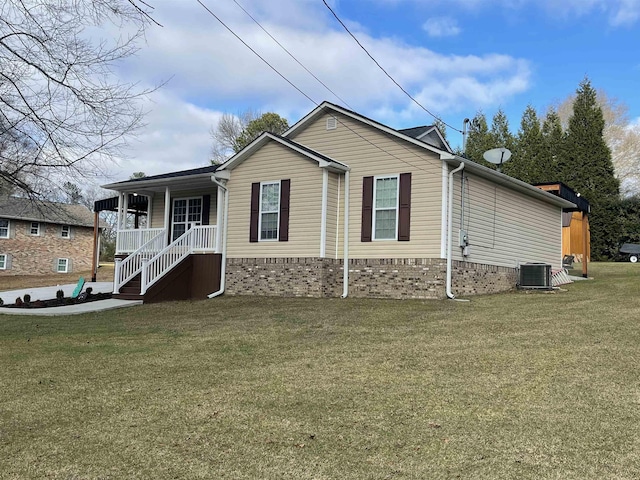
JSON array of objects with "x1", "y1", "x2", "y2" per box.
[
  {"x1": 446, "y1": 162, "x2": 465, "y2": 299},
  {"x1": 208, "y1": 176, "x2": 229, "y2": 298},
  {"x1": 341, "y1": 170, "x2": 350, "y2": 298}
]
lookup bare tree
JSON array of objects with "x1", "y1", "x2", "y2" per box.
[
  {"x1": 210, "y1": 110, "x2": 258, "y2": 164},
  {"x1": 0, "y1": 0, "x2": 157, "y2": 199},
  {"x1": 553, "y1": 90, "x2": 640, "y2": 196}
]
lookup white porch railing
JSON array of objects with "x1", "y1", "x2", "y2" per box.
[
  {"x1": 141, "y1": 225, "x2": 218, "y2": 295},
  {"x1": 113, "y1": 229, "x2": 167, "y2": 294},
  {"x1": 116, "y1": 228, "x2": 165, "y2": 254}
]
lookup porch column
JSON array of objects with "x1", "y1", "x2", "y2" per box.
[
  {"x1": 164, "y1": 187, "x2": 171, "y2": 244},
  {"x1": 91, "y1": 210, "x2": 99, "y2": 282},
  {"x1": 147, "y1": 194, "x2": 153, "y2": 228},
  {"x1": 115, "y1": 193, "x2": 123, "y2": 253},
  {"x1": 582, "y1": 211, "x2": 589, "y2": 278},
  {"x1": 216, "y1": 185, "x2": 224, "y2": 253},
  {"x1": 122, "y1": 192, "x2": 129, "y2": 230}
]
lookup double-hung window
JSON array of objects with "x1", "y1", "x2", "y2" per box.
[
  {"x1": 0, "y1": 219, "x2": 9, "y2": 239},
  {"x1": 259, "y1": 182, "x2": 280, "y2": 241},
  {"x1": 61, "y1": 225, "x2": 70, "y2": 238},
  {"x1": 30, "y1": 222, "x2": 40, "y2": 236},
  {"x1": 0, "y1": 254, "x2": 6, "y2": 270},
  {"x1": 57, "y1": 258, "x2": 69, "y2": 273},
  {"x1": 373, "y1": 175, "x2": 399, "y2": 240}
]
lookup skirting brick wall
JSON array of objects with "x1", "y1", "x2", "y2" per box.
[{"x1": 225, "y1": 257, "x2": 518, "y2": 299}]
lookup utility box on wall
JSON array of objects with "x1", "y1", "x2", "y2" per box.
[{"x1": 519, "y1": 263, "x2": 552, "y2": 289}]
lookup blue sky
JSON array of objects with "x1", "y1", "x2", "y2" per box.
[{"x1": 107, "y1": 0, "x2": 640, "y2": 181}]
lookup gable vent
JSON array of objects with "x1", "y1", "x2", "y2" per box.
[{"x1": 326, "y1": 116, "x2": 337, "y2": 130}]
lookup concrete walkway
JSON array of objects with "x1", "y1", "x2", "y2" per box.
[{"x1": 0, "y1": 281, "x2": 142, "y2": 316}]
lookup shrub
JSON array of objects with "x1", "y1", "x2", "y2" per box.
[
  {"x1": 0, "y1": 298, "x2": 3, "y2": 306},
  {"x1": 85, "y1": 287, "x2": 93, "y2": 296},
  {"x1": 15, "y1": 297, "x2": 23, "y2": 306},
  {"x1": 23, "y1": 294, "x2": 31, "y2": 304},
  {"x1": 56, "y1": 289, "x2": 64, "y2": 300}
]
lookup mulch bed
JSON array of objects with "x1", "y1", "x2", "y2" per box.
[{"x1": 1, "y1": 292, "x2": 112, "y2": 309}]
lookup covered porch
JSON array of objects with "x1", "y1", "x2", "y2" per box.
[{"x1": 100, "y1": 165, "x2": 225, "y2": 300}]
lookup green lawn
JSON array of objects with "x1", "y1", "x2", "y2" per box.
[{"x1": 1, "y1": 263, "x2": 640, "y2": 479}]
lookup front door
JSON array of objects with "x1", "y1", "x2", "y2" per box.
[{"x1": 171, "y1": 197, "x2": 202, "y2": 241}]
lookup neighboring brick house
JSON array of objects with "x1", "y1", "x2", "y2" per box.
[{"x1": 0, "y1": 197, "x2": 97, "y2": 276}]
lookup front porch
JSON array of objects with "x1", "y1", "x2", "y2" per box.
[{"x1": 99, "y1": 165, "x2": 225, "y2": 301}]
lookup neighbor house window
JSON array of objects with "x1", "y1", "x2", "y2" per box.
[
  {"x1": 0, "y1": 254, "x2": 6, "y2": 270},
  {"x1": 373, "y1": 175, "x2": 399, "y2": 240},
  {"x1": 30, "y1": 222, "x2": 40, "y2": 236},
  {"x1": 259, "y1": 181, "x2": 280, "y2": 241},
  {"x1": 0, "y1": 219, "x2": 9, "y2": 239},
  {"x1": 57, "y1": 258, "x2": 69, "y2": 273},
  {"x1": 61, "y1": 225, "x2": 70, "y2": 238}
]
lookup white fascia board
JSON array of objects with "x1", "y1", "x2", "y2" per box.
[
  {"x1": 442, "y1": 156, "x2": 576, "y2": 209},
  {"x1": 284, "y1": 102, "x2": 449, "y2": 157},
  {"x1": 102, "y1": 172, "x2": 216, "y2": 192}
]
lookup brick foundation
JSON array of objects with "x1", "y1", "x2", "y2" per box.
[{"x1": 225, "y1": 257, "x2": 517, "y2": 299}]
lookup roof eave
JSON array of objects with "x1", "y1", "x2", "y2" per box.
[
  {"x1": 443, "y1": 156, "x2": 576, "y2": 209},
  {"x1": 102, "y1": 172, "x2": 218, "y2": 192}
]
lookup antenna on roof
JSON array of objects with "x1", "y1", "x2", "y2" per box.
[{"x1": 483, "y1": 147, "x2": 512, "y2": 172}]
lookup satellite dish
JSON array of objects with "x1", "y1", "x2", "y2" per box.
[{"x1": 483, "y1": 147, "x2": 512, "y2": 165}]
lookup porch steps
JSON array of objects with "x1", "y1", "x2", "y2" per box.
[{"x1": 113, "y1": 274, "x2": 144, "y2": 301}]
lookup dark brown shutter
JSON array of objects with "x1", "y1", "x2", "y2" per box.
[
  {"x1": 279, "y1": 179, "x2": 290, "y2": 242},
  {"x1": 361, "y1": 176, "x2": 373, "y2": 242},
  {"x1": 250, "y1": 183, "x2": 260, "y2": 242},
  {"x1": 398, "y1": 173, "x2": 411, "y2": 241},
  {"x1": 201, "y1": 195, "x2": 211, "y2": 225}
]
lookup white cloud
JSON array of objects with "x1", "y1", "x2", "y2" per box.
[
  {"x1": 110, "y1": 91, "x2": 224, "y2": 180},
  {"x1": 422, "y1": 17, "x2": 462, "y2": 37},
  {"x1": 100, "y1": 0, "x2": 533, "y2": 180},
  {"x1": 410, "y1": 0, "x2": 640, "y2": 27}
]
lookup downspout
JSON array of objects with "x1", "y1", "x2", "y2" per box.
[
  {"x1": 341, "y1": 170, "x2": 350, "y2": 298},
  {"x1": 208, "y1": 177, "x2": 229, "y2": 298},
  {"x1": 446, "y1": 162, "x2": 465, "y2": 299}
]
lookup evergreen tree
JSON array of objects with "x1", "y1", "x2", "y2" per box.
[
  {"x1": 464, "y1": 112, "x2": 494, "y2": 167},
  {"x1": 562, "y1": 78, "x2": 620, "y2": 259},
  {"x1": 490, "y1": 108, "x2": 516, "y2": 154},
  {"x1": 504, "y1": 105, "x2": 543, "y2": 183},
  {"x1": 465, "y1": 109, "x2": 516, "y2": 170},
  {"x1": 540, "y1": 109, "x2": 564, "y2": 182}
]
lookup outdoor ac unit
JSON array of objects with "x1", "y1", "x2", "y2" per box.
[{"x1": 519, "y1": 263, "x2": 552, "y2": 289}]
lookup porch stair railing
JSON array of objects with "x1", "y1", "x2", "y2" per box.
[
  {"x1": 140, "y1": 225, "x2": 217, "y2": 295},
  {"x1": 113, "y1": 229, "x2": 167, "y2": 294}
]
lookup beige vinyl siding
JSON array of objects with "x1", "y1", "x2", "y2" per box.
[
  {"x1": 451, "y1": 172, "x2": 562, "y2": 269},
  {"x1": 149, "y1": 188, "x2": 218, "y2": 229},
  {"x1": 226, "y1": 141, "x2": 323, "y2": 258},
  {"x1": 290, "y1": 113, "x2": 443, "y2": 259}
]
